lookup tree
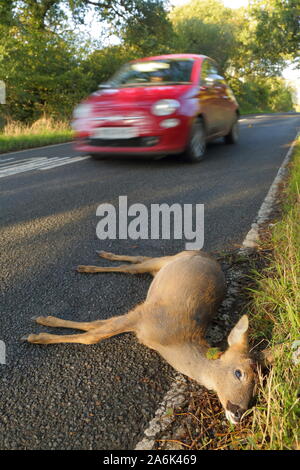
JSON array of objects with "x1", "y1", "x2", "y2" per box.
[
  {"x1": 232, "y1": 76, "x2": 294, "y2": 114},
  {"x1": 0, "y1": 0, "x2": 15, "y2": 26},
  {"x1": 172, "y1": 18, "x2": 235, "y2": 72},
  {"x1": 169, "y1": 0, "x2": 239, "y2": 72},
  {"x1": 82, "y1": 45, "x2": 137, "y2": 91},
  {"x1": 169, "y1": 0, "x2": 296, "y2": 77},
  {"x1": 0, "y1": 0, "x2": 295, "y2": 122},
  {"x1": 169, "y1": 0, "x2": 234, "y2": 25},
  {"x1": 0, "y1": 25, "x2": 91, "y2": 121},
  {"x1": 120, "y1": 0, "x2": 175, "y2": 56},
  {"x1": 0, "y1": 0, "x2": 169, "y2": 31},
  {"x1": 250, "y1": 0, "x2": 300, "y2": 64}
]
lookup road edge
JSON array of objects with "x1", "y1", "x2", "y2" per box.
[
  {"x1": 241, "y1": 130, "x2": 300, "y2": 250},
  {"x1": 134, "y1": 129, "x2": 300, "y2": 451},
  {"x1": 0, "y1": 140, "x2": 74, "y2": 157}
]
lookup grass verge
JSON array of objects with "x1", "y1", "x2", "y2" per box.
[
  {"x1": 246, "y1": 137, "x2": 300, "y2": 450},
  {"x1": 0, "y1": 117, "x2": 74, "y2": 153}
]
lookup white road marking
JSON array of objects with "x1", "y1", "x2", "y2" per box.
[
  {"x1": 40, "y1": 155, "x2": 90, "y2": 170},
  {"x1": 0, "y1": 155, "x2": 90, "y2": 179},
  {"x1": 0, "y1": 157, "x2": 43, "y2": 167},
  {"x1": 0, "y1": 157, "x2": 14, "y2": 163},
  {"x1": 241, "y1": 129, "x2": 300, "y2": 249}
]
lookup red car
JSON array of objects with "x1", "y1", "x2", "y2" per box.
[{"x1": 72, "y1": 54, "x2": 239, "y2": 163}]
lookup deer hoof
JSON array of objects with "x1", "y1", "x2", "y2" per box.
[
  {"x1": 96, "y1": 250, "x2": 104, "y2": 256},
  {"x1": 96, "y1": 250, "x2": 111, "y2": 259},
  {"x1": 20, "y1": 335, "x2": 29, "y2": 342},
  {"x1": 76, "y1": 265, "x2": 87, "y2": 272}
]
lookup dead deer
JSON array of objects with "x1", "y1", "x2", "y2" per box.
[{"x1": 22, "y1": 250, "x2": 256, "y2": 425}]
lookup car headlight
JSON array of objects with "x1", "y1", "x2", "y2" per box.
[
  {"x1": 72, "y1": 103, "x2": 93, "y2": 120},
  {"x1": 151, "y1": 99, "x2": 180, "y2": 116}
]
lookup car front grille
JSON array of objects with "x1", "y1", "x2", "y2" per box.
[{"x1": 87, "y1": 136, "x2": 159, "y2": 148}]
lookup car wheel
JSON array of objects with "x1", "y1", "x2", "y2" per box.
[
  {"x1": 224, "y1": 117, "x2": 239, "y2": 144},
  {"x1": 184, "y1": 118, "x2": 206, "y2": 163}
]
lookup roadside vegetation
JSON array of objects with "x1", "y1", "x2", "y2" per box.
[
  {"x1": 0, "y1": 117, "x2": 73, "y2": 153},
  {"x1": 0, "y1": 0, "x2": 298, "y2": 153},
  {"x1": 247, "y1": 137, "x2": 300, "y2": 450}
]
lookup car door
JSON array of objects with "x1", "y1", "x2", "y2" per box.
[
  {"x1": 199, "y1": 59, "x2": 222, "y2": 136},
  {"x1": 212, "y1": 73, "x2": 237, "y2": 134}
]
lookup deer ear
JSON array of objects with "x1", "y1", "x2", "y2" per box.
[{"x1": 227, "y1": 315, "x2": 249, "y2": 348}]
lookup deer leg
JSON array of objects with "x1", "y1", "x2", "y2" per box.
[
  {"x1": 22, "y1": 331, "x2": 101, "y2": 344},
  {"x1": 97, "y1": 250, "x2": 151, "y2": 264},
  {"x1": 77, "y1": 256, "x2": 173, "y2": 276},
  {"x1": 77, "y1": 263, "x2": 147, "y2": 274},
  {"x1": 31, "y1": 315, "x2": 106, "y2": 331},
  {"x1": 22, "y1": 308, "x2": 141, "y2": 345}
]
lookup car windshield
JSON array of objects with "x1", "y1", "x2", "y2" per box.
[{"x1": 105, "y1": 59, "x2": 194, "y2": 88}]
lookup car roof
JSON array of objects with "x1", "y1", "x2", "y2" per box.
[{"x1": 131, "y1": 53, "x2": 209, "y2": 63}]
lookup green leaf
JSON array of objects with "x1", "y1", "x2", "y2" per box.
[{"x1": 206, "y1": 347, "x2": 222, "y2": 360}]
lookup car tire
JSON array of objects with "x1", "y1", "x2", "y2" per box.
[
  {"x1": 224, "y1": 117, "x2": 239, "y2": 144},
  {"x1": 184, "y1": 118, "x2": 206, "y2": 163}
]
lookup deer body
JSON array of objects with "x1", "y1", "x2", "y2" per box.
[
  {"x1": 136, "y1": 251, "x2": 225, "y2": 347},
  {"x1": 23, "y1": 250, "x2": 255, "y2": 424}
]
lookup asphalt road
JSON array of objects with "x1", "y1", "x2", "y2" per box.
[{"x1": 0, "y1": 113, "x2": 299, "y2": 449}]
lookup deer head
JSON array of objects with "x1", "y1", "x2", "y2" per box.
[{"x1": 209, "y1": 315, "x2": 256, "y2": 424}]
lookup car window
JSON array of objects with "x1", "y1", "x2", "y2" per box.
[
  {"x1": 200, "y1": 60, "x2": 221, "y2": 85},
  {"x1": 108, "y1": 59, "x2": 195, "y2": 87}
]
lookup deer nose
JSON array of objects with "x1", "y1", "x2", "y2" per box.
[
  {"x1": 226, "y1": 401, "x2": 246, "y2": 424},
  {"x1": 233, "y1": 407, "x2": 244, "y2": 421}
]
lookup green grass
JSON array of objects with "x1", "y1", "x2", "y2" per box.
[
  {"x1": 245, "y1": 137, "x2": 300, "y2": 450},
  {"x1": 0, "y1": 117, "x2": 74, "y2": 153},
  {"x1": 0, "y1": 132, "x2": 74, "y2": 153}
]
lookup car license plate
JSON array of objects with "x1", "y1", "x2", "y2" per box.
[{"x1": 92, "y1": 127, "x2": 138, "y2": 139}]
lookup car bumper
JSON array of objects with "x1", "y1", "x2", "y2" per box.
[{"x1": 74, "y1": 121, "x2": 189, "y2": 157}]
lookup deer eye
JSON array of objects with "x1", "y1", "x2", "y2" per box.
[{"x1": 234, "y1": 369, "x2": 242, "y2": 380}]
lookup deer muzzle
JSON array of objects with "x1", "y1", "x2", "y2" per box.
[{"x1": 225, "y1": 401, "x2": 246, "y2": 425}]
